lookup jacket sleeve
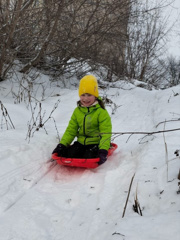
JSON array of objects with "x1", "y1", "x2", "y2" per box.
[
  {"x1": 60, "y1": 109, "x2": 79, "y2": 146},
  {"x1": 98, "y1": 109, "x2": 112, "y2": 151}
]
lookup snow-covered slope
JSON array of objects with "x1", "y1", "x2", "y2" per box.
[{"x1": 0, "y1": 74, "x2": 179, "y2": 240}]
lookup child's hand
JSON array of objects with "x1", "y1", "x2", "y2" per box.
[
  {"x1": 52, "y1": 143, "x2": 67, "y2": 157},
  {"x1": 98, "y1": 149, "x2": 108, "y2": 165}
]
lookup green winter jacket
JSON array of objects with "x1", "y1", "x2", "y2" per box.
[{"x1": 60, "y1": 103, "x2": 112, "y2": 151}]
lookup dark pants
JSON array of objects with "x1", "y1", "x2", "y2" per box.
[{"x1": 63, "y1": 141, "x2": 99, "y2": 159}]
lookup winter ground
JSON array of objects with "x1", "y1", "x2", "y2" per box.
[{"x1": 0, "y1": 72, "x2": 180, "y2": 240}]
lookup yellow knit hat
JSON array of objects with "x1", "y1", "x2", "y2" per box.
[{"x1": 79, "y1": 75, "x2": 99, "y2": 97}]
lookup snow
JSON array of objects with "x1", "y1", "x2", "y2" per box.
[{"x1": 0, "y1": 72, "x2": 180, "y2": 240}]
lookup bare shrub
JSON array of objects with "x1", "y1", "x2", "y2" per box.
[
  {"x1": 124, "y1": 0, "x2": 170, "y2": 86},
  {"x1": 164, "y1": 56, "x2": 180, "y2": 87},
  {"x1": 26, "y1": 100, "x2": 60, "y2": 142},
  {"x1": 0, "y1": 0, "x2": 175, "y2": 87}
]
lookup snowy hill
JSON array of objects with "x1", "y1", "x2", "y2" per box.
[{"x1": 0, "y1": 73, "x2": 180, "y2": 240}]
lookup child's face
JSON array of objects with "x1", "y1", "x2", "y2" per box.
[{"x1": 80, "y1": 93, "x2": 96, "y2": 107}]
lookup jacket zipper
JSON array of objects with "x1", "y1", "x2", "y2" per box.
[{"x1": 83, "y1": 107, "x2": 90, "y2": 145}]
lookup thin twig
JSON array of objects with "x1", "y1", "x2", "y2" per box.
[{"x1": 156, "y1": 119, "x2": 180, "y2": 128}]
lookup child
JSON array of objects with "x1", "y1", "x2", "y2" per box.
[{"x1": 52, "y1": 75, "x2": 112, "y2": 165}]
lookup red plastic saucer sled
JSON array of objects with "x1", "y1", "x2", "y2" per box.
[{"x1": 51, "y1": 143, "x2": 118, "y2": 169}]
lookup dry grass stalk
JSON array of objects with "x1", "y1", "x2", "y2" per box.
[
  {"x1": 163, "y1": 121, "x2": 169, "y2": 182},
  {"x1": 0, "y1": 101, "x2": 15, "y2": 130},
  {"x1": 122, "y1": 173, "x2": 135, "y2": 218},
  {"x1": 133, "y1": 184, "x2": 143, "y2": 216},
  {"x1": 178, "y1": 169, "x2": 180, "y2": 181}
]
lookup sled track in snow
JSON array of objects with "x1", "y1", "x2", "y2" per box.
[{"x1": 1, "y1": 160, "x2": 57, "y2": 215}]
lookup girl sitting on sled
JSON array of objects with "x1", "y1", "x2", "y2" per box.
[{"x1": 52, "y1": 75, "x2": 112, "y2": 165}]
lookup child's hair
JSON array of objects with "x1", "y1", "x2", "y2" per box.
[
  {"x1": 97, "y1": 98, "x2": 105, "y2": 109},
  {"x1": 77, "y1": 98, "x2": 105, "y2": 109}
]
